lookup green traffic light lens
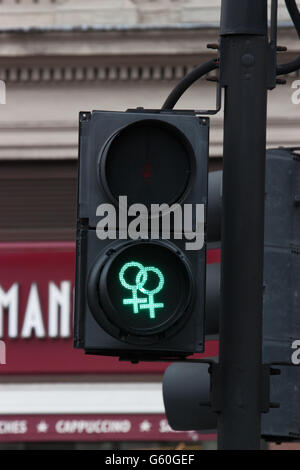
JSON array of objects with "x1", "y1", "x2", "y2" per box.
[
  {"x1": 89, "y1": 241, "x2": 194, "y2": 342},
  {"x1": 119, "y1": 262, "x2": 165, "y2": 319}
]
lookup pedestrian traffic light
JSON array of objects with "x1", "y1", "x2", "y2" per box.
[
  {"x1": 263, "y1": 147, "x2": 300, "y2": 366},
  {"x1": 87, "y1": 240, "x2": 194, "y2": 347},
  {"x1": 74, "y1": 109, "x2": 209, "y2": 360},
  {"x1": 262, "y1": 146, "x2": 300, "y2": 441},
  {"x1": 163, "y1": 147, "x2": 300, "y2": 442}
]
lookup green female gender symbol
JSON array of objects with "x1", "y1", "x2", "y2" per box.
[
  {"x1": 136, "y1": 266, "x2": 165, "y2": 319},
  {"x1": 119, "y1": 263, "x2": 165, "y2": 319},
  {"x1": 119, "y1": 262, "x2": 147, "y2": 313}
]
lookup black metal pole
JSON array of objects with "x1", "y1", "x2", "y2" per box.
[{"x1": 218, "y1": 0, "x2": 269, "y2": 449}]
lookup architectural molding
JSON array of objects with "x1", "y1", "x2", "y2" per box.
[
  {"x1": 0, "y1": 57, "x2": 298, "y2": 84},
  {"x1": 0, "y1": 62, "x2": 219, "y2": 83},
  {"x1": 0, "y1": 27, "x2": 299, "y2": 58},
  {"x1": 0, "y1": 1, "x2": 297, "y2": 162},
  {"x1": 0, "y1": 25, "x2": 297, "y2": 83},
  {"x1": 0, "y1": 29, "x2": 219, "y2": 58},
  {"x1": 0, "y1": 0, "x2": 294, "y2": 29}
]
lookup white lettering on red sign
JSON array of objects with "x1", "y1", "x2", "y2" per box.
[
  {"x1": 159, "y1": 419, "x2": 178, "y2": 433},
  {"x1": 0, "y1": 282, "x2": 73, "y2": 339},
  {"x1": 55, "y1": 419, "x2": 131, "y2": 434},
  {"x1": 0, "y1": 284, "x2": 18, "y2": 338},
  {"x1": 21, "y1": 284, "x2": 46, "y2": 338},
  {"x1": 0, "y1": 420, "x2": 27, "y2": 434},
  {"x1": 48, "y1": 281, "x2": 71, "y2": 338}
]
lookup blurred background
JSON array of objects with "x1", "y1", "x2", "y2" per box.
[{"x1": 0, "y1": 0, "x2": 299, "y2": 450}]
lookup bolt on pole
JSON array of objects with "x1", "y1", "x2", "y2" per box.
[{"x1": 217, "y1": 0, "x2": 269, "y2": 449}]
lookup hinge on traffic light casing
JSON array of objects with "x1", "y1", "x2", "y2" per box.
[
  {"x1": 210, "y1": 364, "x2": 275, "y2": 414},
  {"x1": 261, "y1": 365, "x2": 271, "y2": 413}
]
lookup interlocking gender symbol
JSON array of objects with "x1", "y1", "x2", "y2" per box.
[{"x1": 119, "y1": 262, "x2": 165, "y2": 319}]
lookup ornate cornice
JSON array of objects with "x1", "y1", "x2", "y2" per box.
[
  {"x1": 0, "y1": 62, "x2": 218, "y2": 83},
  {"x1": 0, "y1": 1, "x2": 297, "y2": 162},
  {"x1": 0, "y1": 26, "x2": 297, "y2": 62},
  {"x1": 0, "y1": 58, "x2": 298, "y2": 84}
]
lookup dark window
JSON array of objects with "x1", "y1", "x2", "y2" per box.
[{"x1": 0, "y1": 160, "x2": 77, "y2": 241}]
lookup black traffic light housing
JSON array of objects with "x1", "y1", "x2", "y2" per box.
[
  {"x1": 263, "y1": 147, "x2": 300, "y2": 365},
  {"x1": 74, "y1": 109, "x2": 209, "y2": 360},
  {"x1": 76, "y1": 110, "x2": 208, "y2": 227}
]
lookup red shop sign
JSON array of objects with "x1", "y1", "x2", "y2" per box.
[{"x1": 0, "y1": 413, "x2": 216, "y2": 443}]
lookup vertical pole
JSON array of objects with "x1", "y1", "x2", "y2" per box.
[{"x1": 218, "y1": 0, "x2": 269, "y2": 449}]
